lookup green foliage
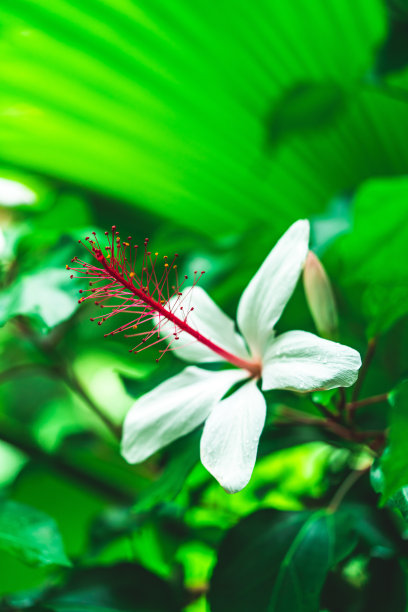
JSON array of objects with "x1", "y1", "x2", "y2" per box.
[
  {"x1": 266, "y1": 82, "x2": 346, "y2": 146},
  {"x1": 133, "y1": 430, "x2": 200, "y2": 514},
  {"x1": 0, "y1": 499, "x2": 71, "y2": 568},
  {"x1": 337, "y1": 177, "x2": 408, "y2": 336},
  {"x1": 45, "y1": 564, "x2": 180, "y2": 612},
  {"x1": 1, "y1": 1, "x2": 408, "y2": 610},
  {"x1": 0, "y1": 267, "x2": 78, "y2": 330},
  {"x1": 0, "y1": 0, "x2": 391, "y2": 243},
  {"x1": 375, "y1": 6, "x2": 408, "y2": 76},
  {"x1": 210, "y1": 508, "x2": 357, "y2": 612},
  {"x1": 380, "y1": 381, "x2": 408, "y2": 501}
]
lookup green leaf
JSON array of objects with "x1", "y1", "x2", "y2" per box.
[
  {"x1": 0, "y1": 267, "x2": 78, "y2": 329},
  {"x1": 387, "y1": 487, "x2": 408, "y2": 522},
  {"x1": 321, "y1": 556, "x2": 407, "y2": 612},
  {"x1": 45, "y1": 563, "x2": 179, "y2": 612},
  {"x1": 266, "y1": 81, "x2": 346, "y2": 146},
  {"x1": 0, "y1": 499, "x2": 71, "y2": 568},
  {"x1": 0, "y1": 0, "x2": 389, "y2": 240},
  {"x1": 375, "y1": 16, "x2": 408, "y2": 77},
  {"x1": 337, "y1": 176, "x2": 408, "y2": 335},
  {"x1": 345, "y1": 502, "x2": 398, "y2": 558},
  {"x1": 209, "y1": 508, "x2": 357, "y2": 612},
  {"x1": 133, "y1": 429, "x2": 200, "y2": 514},
  {"x1": 362, "y1": 283, "x2": 408, "y2": 338},
  {"x1": 371, "y1": 460, "x2": 408, "y2": 523},
  {"x1": 361, "y1": 557, "x2": 407, "y2": 612},
  {"x1": 380, "y1": 380, "x2": 408, "y2": 502}
]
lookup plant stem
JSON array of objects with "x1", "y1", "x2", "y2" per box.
[
  {"x1": 279, "y1": 407, "x2": 384, "y2": 445},
  {"x1": 57, "y1": 362, "x2": 122, "y2": 440},
  {"x1": 327, "y1": 467, "x2": 369, "y2": 513},
  {"x1": 337, "y1": 387, "x2": 346, "y2": 412},
  {"x1": 0, "y1": 414, "x2": 132, "y2": 503},
  {"x1": 352, "y1": 337, "x2": 377, "y2": 402},
  {"x1": 13, "y1": 317, "x2": 121, "y2": 440},
  {"x1": 346, "y1": 393, "x2": 389, "y2": 418},
  {"x1": 278, "y1": 408, "x2": 355, "y2": 441},
  {"x1": 312, "y1": 400, "x2": 336, "y2": 420}
]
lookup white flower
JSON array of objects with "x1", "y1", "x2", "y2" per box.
[{"x1": 121, "y1": 220, "x2": 361, "y2": 493}]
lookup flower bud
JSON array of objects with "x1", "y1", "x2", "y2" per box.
[{"x1": 303, "y1": 251, "x2": 339, "y2": 340}]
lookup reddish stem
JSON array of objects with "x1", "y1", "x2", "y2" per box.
[
  {"x1": 346, "y1": 393, "x2": 389, "y2": 415},
  {"x1": 104, "y1": 261, "x2": 261, "y2": 377},
  {"x1": 351, "y1": 337, "x2": 377, "y2": 402}
]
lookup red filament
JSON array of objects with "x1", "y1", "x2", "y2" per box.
[{"x1": 67, "y1": 227, "x2": 260, "y2": 376}]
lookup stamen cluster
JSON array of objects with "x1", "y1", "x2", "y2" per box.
[{"x1": 67, "y1": 226, "x2": 204, "y2": 361}]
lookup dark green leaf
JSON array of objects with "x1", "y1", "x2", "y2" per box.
[
  {"x1": 375, "y1": 18, "x2": 408, "y2": 76},
  {"x1": 388, "y1": 487, "x2": 408, "y2": 522},
  {"x1": 361, "y1": 557, "x2": 407, "y2": 611},
  {"x1": 345, "y1": 502, "x2": 398, "y2": 558},
  {"x1": 0, "y1": 499, "x2": 71, "y2": 568},
  {"x1": 133, "y1": 429, "x2": 200, "y2": 514},
  {"x1": 266, "y1": 81, "x2": 346, "y2": 146},
  {"x1": 380, "y1": 380, "x2": 408, "y2": 502},
  {"x1": 48, "y1": 606, "x2": 134, "y2": 612},
  {"x1": 371, "y1": 461, "x2": 408, "y2": 523},
  {"x1": 321, "y1": 557, "x2": 407, "y2": 612},
  {"x1": 45, "y1": 563, "x2": 179, "y2": 612},
  {"x1": 209, "y1": 508, "x2": 357, "y2": 612}
]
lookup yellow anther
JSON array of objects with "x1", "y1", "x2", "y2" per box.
[
  {"x1": 133, "y1": 325, "x2": 138, "y2": 329},
  {"x1": 155, "y1": 252, "x2": 159, "y2": 256},
  {"x1": 106, "y1": 253, "x2": 111, "y2": 258},
  {"x1": 164, "y1": 263, "x2": 169, "y2": 267},
  {"x1": 129, "y1": 272, "x2": 135, "y2": 277},
  {"x1": 173, "y1": 265, "x2": 177, "y2": 269},
  {"x1": 65, "y1": 264, "x2": 69, "y2": 269},
  {"x1": 123, "y1": 242, "x2": 129, "y2": 246}
]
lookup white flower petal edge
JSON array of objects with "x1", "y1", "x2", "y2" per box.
[
  {"x1": 237, "y1": 219, "x2": 310, "y2": 358},
  {"x1": 262, "y1": 330, "x2": 362, "y2": 392},
  {"x1": 121, "y1": 366, "x2": 247, "y2": 464},
  {"x1": 158, "y1": 286, "x2": 251, "y2": 363},
  {"x1": 200, "y1": 379, "x2": 266, "y2": 494}
]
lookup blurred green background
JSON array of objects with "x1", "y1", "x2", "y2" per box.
[{"x1": 1, "y1": 1, "x2": 408, "y2": 610}]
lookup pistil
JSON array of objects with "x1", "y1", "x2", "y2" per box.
[
  {"x1": 103, "y1": 259, "x2": 261, "y2": 377},
  {"x1": 68, "y1": 229, "x2": 261, "y2": 378}
]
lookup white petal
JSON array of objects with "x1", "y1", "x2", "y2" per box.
[
  {"x1": 200, "y1": 379, "x2": 266, "y2": 493},
  {"x1": 121, "y1": 366, "x2": 247, "y2": 463},
  {"x1": 261, "y1": 330, "x2": 362, "y2": 392},
  {"x1": 237, "y1": 220, "x2": 310, "y2": 358},
  {"x1": 158, "y1": 285, "x2": 250, "y2": 363}
]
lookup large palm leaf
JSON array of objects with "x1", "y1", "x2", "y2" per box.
[{"x1": 1, "y1": 0, "x2": 405, "y2": 240}]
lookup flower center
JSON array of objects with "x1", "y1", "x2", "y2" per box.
[{"x1": 67, "y1": 227, "x2": 261, "y2": 377}]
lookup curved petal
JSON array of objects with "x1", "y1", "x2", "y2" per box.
[
  {"x1": 158, "y1": 285, "x2": 250, "y2": 363},
  {"x1": 121, "y1": 366, "x2": 247, "y2": 463},
  {"x1": 237, "y1": 220, "x2": 310, "y2": 358},
  {"x1": 200, "y1": 379, "x2": 266, "y2": 494},
  {"x1": 261, "y1": 330, "x2": 361, "y2": 392}
]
